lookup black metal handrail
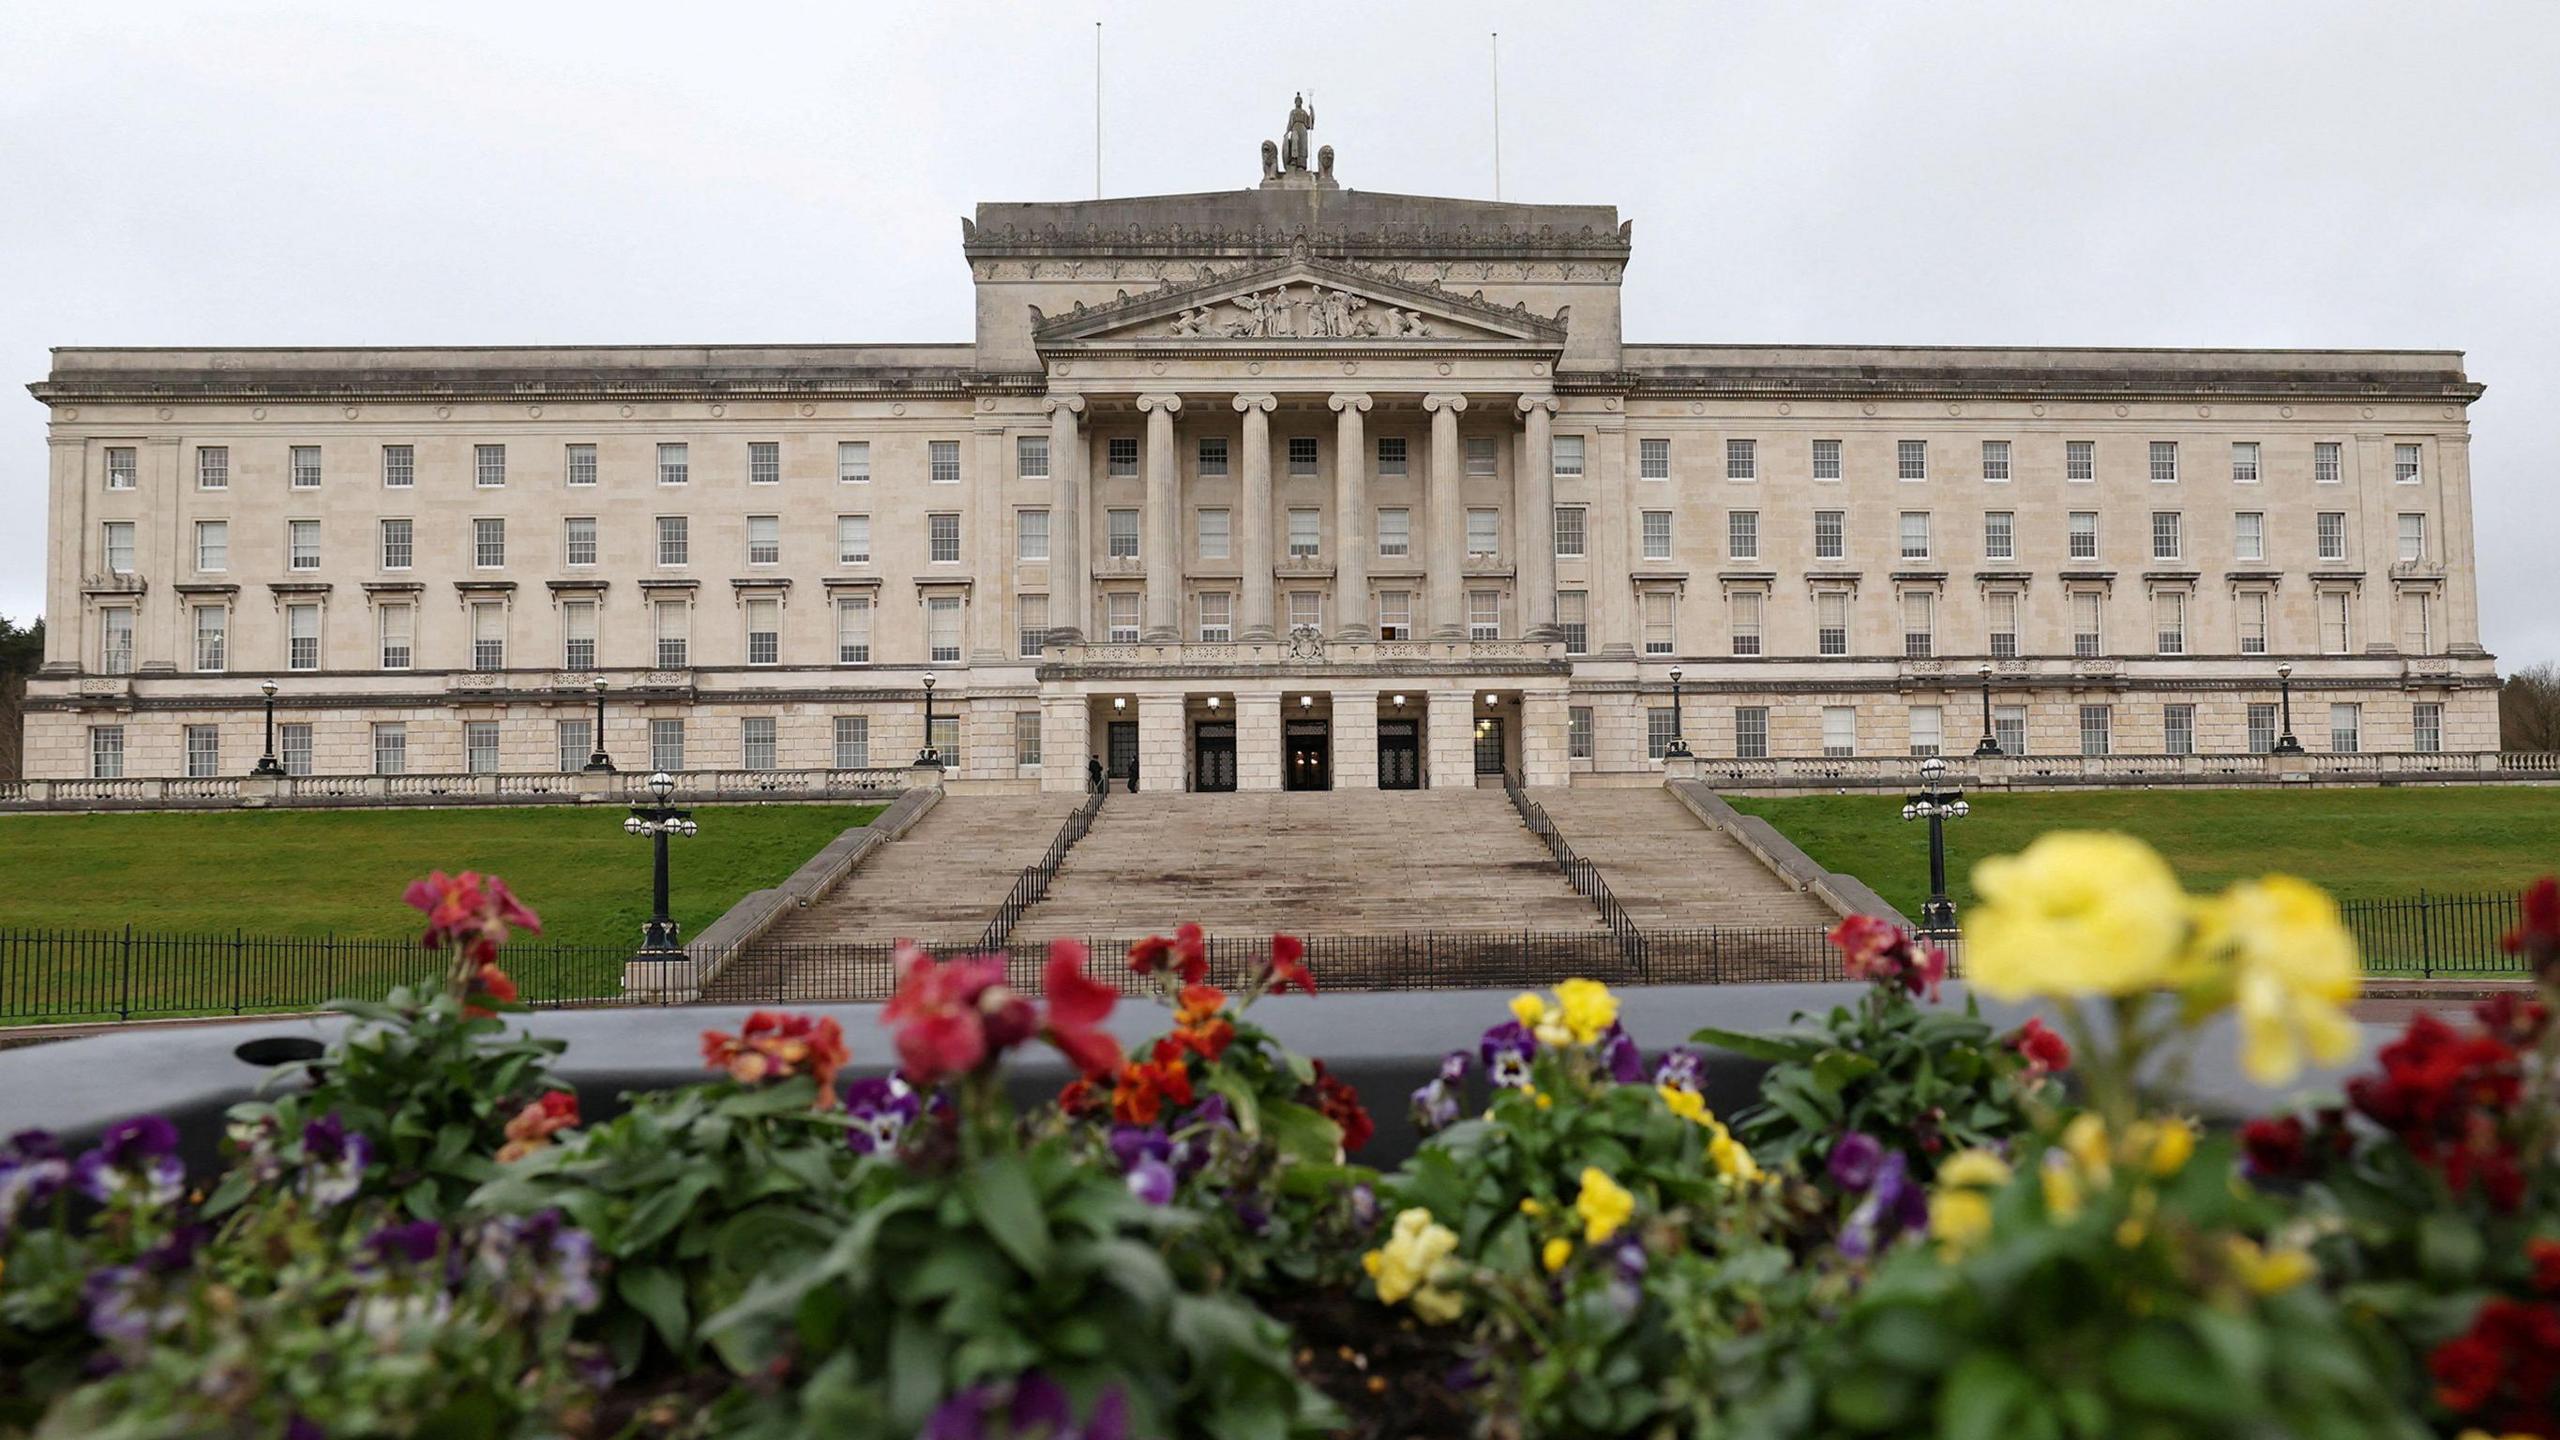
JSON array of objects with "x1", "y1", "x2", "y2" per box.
[
  {"x1": 1501, "y1": 768, "x2": 1649, "y2": 971},
  {"x1": 975, "y1": 782, "x2": 1110, "y2": 954}
]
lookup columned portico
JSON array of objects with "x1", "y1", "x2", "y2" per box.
[
  {"x1": 1234, "y1": 393, "x2": 1278, "y2": 641},
  {"x1": 1423, "y1": 393, "x2": 1469, "y2": 638},
  {"x1": 1330, "y1": 393, "x2": 1372, "y2": 640},
  {"x1": 1136, "y1": 393, "x2": 1183, "y2": 642}
]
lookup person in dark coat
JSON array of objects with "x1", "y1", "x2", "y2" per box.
[
  {"x1": 1087, "y1": 755, "x2": 1104, "y2": 793},
  {"x1": 1127, "y1": 759, "x2": 1140, "y2": 792}
]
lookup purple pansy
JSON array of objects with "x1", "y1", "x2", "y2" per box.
[
  {"x1": 366, "y1": 1218, "x2": 447, "y2": 1267},
  {"x1": 1170, "y1": 1094, "x2": 1232, "y2": 1176},
  {"x1": 1108, "y1": 1127, "x2": 1176, "y2": 1206},
  {"x1": 1653, "y1": 1048, "x2": 1705, "y2": 1094},
  {"x1": 921, "y1": 1372, "x2": 1130, "y2": 1440},
  {"x1": 81, "y1": 1226, "x2": 202, "y2": 1356},
  {"x1": 474, "y1": 1208, "x2": 599, "y2": 1317},
  {"x1": 1479, "y1": 1022, "x2": 1538, "y2": 1088},
  {"x1": 1347, "y1": 1182, "x2": 1379, "y2": 1231},
  {"x1": 1827, "y1": 1132, "x2": 1886, "y2": 1193},
  {"x1": 300, "y1": 1113, "x2": 372, "y2": 1207},
  {"x1": 1410, "y1": 1076, "x2": 1461, "y2": 1134},
  {"x1": 0, "y1": 1129, "x2": 71, "y2": 1237},
  {"x1": 1596, "y1": 1024, "x2": 1646, "y2": 1084},
  {"x1": 843, "y1": 1074, "x2": 922, "y2": 1156},
  {"x1": 71, "y1": 1115, "x2": 184, "y2": 1210},
  {"x1": 1839, "y1": 1151, "x2": 1930, "y2": 1261}
]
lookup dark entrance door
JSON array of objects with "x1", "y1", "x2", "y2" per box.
[
  {"x1": 1377, "y1": 719, "x2": 1421, "y2": 790},
  {"x1": 1474, "y1": 716, "x2": 1507, "y2": 778},
  {"x1": 1106, "y1": 721, "x2": 1139, "y2": 782},
  {"x1": 1284, "y1": 719, "x2": 1332, "y2": 791},
  {"x1": 1193, "y1": 721, "x2": 1237, "y2": 792}
]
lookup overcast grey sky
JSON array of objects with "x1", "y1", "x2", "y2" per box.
[{"x1": 3, "y1": 0, "x2": 2553, "y2": 667}]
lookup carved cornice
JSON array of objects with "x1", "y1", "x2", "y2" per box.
[
  {"x1": 1594, "y1": 366, "x2": 2484, "y2": 407},
  {"x1": 34, "y1": 368, "x2": 1058, "y2": 408},
  {"x1": 962, "y1": 215, "x2": 1633, "y2": 261},
  {"x1": 1031, "y1": 252, "x2": 1568, "y2": 345}
]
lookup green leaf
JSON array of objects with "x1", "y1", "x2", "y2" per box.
[
  {"x1": 1811, "y1": 1049, "x2": 1882, "y2": 1095},
  {"x1": 1690, "y1": 1026, "x2": 1825, "y2": 1064},
  {"x1": 616, "y1": 1264, "x2": 690, "y2": 1354},
  {"x1": 962, "y1": 1152, "x2": 1053, "y2": 1278},
  {"x1": 619, "y1": 1171, "x2": 718, "y2": 1253},
  {"x1": 1939, "y1": 1351, "x2": 2033, "y2": 1440},
  {"x1": 2417, "y1": 1210, "x2": 2485, "y2": 1284},
  {"x1": 1204, "y1": 1067, "x2": 1263, "y2": 1137},
  {"x1": 1260, "y1": 1098, "x2": 1344, "y2": 1166}
]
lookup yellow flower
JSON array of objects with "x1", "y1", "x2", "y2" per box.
[
  {"x1": 1930, "y1": 1190, "x2": 1994, "y2": 1254},
  {"x1": 2061, "y1": 1113, "x2": 2113, "y2": 1184},
  {"x1": 2040, "y1": 1154, "x2": 2083, "y2": 1220},
  {"x1": 1552, "y1": 978, "x2": 1620, "y2": 1046},
  {"x1": 2189, "y1": 876, "x2": 2362, "y2": 1085},
  {"x1": 1659, "y1": 1084, "x2": 1710, "y2": 1126},
  {"x1": 1575, "y1": 1167, "x2": 1636, "y2": 1244},
  {"x1": 2127, "y1": 1117, "x2": 2196, "y2": 1177},
  {"x1": 1963, "y1": 833, "x2": 2190, "y2": 1000},
  {"x1": 2224, "y1": 1235, "x2": 2318, "y2": 1295},
  {"x1": 1509, "y1": 992, "x2": 1549, "y2": 1027},
  {"x1": 2115, "y1": 1187, "x2": 2158, "y2": 1249},
  {"x1": 1937, "y1": 1148, "x2": 2014, "y2": 1191},
  {"x1": 1707, "y1": 1122, "x2": 1761, "y2": 1184},
  {"x1": 1542, "y1": 1237, "x2": 1574, "y2": 1273},
  {"x1": 1368, "y1": 1208, "x2": 1464, "y2": 1323},
  {"x1": 1519, "y1": 1197, "x2": 1545, "y2": 1217},
  {"x1": 1534, "y1": 1091, "x2": 1554, "y2": 1111}
]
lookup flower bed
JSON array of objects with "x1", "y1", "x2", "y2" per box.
[{"x1": 2, "y1": 853, "x2": 2556, "y2": 1438}]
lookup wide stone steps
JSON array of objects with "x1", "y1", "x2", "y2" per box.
[{"x1": 1527, "y1": 786, "x2": 1841, "y2": 931}]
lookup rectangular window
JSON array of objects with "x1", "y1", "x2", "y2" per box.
[
  {"x1": 2072, "y1": 591, "x2": 2104, "y2": 658},
  {"x1": 1897, "y1": 440, "x2": 1927, "y2": 481},
  {"x1": 102, "y1": 520, "x2": 136, "y2": 573},
  {"x1": 291, "y1": 445, "x2": 322, "y2": 489},
  {"x1": 1812, "y1": 438, "x2": 1842, "y2": 482},
  {"x1": 837, "y1": 514, "x2": 871, "y2": 565},
  {"x1": 2150, "y1": 510, "x2": 2182, "y2": 562},
  {"x1": 1466, "y1": 436, "x2": 1498, "y2": 477},
  {"x1": 1016, "y1": 712, "x2": 1043, "y2": 769},
  {"x1": 649, "y1": 718, "x2": 685, "y2": 772},
  {"x1": 929, "y1": 716, "x2": 961, "y2": 771},
  {"x1": 657, "y1": 516, "x2": 690, "y2": 566},
  {"x1": 1817, "y1": 591, "x2": 1850, "y2": 656},
  {"x1": 378, "y1": 603, "x2": 412, "y2": 670},
  {"x1": 1288, "y1": 508, "x2": 1321, "y2": 557},
  {"x1": 1727, "y1": 510, "x2": 1759, "y2": 560},
  {"x1": 1287, "y1": 437, "x2": 1318, "y2": 477},
  {"x1": 747, "y1": 514, "x2": 781, "y2": 566},
  {"x1": 929, "y1": 513, "x2": 961, "y2": 564},
  {"x1": 195, "y1": 519, "x2": 229, "y2": 572},
  {"x1": 749, "y1": 441, "x2": 781, "y2": 485},
  {"x1": 745, "y1": 598, "x2": 780, "y2": 665},
  {"x1": 837, "y1": 441, "x2": 870, "y2": 484},
  {"x1": 1822, "y1": 705, "x2": 1857, "y2": 758},
  {"x1": 2248, "y1": 703, "x2": 2279, "y2": 755},
  {"x1": 2395, "y1": 443, "x2": 2422, "y2": 485},
  {"x1": 1643, "y1": 590, "x2": 1675, "y2": 655},
  {"x1": 1641, "y1": 510, "x2": 1672, "y2": 562},
  {"x1": 1538, "y1": 589, "x2": 1580, "y2": 654},
  {"x1": 1378, "y1": 590, "x2": 1413, "y2": 641},
  {"x1": 1016, "y1": 508, "x2": 1050, "y2": 561},
  {"x1": 2231, "y1": 442, "x2": 2260, "y2": 485},
  {"x1": 100, "y1": 606, "x2": 134, "y2": 675},
  {"x1": 1468, "y1": 589, "x2": 1500, "y2": 642},
  {"x1": 197, "y1": 446, "x2": 229, "y2": 490},
  {"x1": 1902, "y1": 590, "x2": 1935, "y2": 657},
  {"x1": 1107, "y1": 509, "x2": 1140, "y2": 559},
  {"x1": 1552, "y1": 507, "x2": 1584, "y2": 558},
  {"x1": 1814, "y1": 509, "x2": 1844, "y2": 560},
  {"x1": 470, "y1": 601, "x2": 506, "y2": 670},
  {"x1": 1016, "y1": 435, "x2": 1048, "y2": 479},
  {"x1": 1983, "y1": 511, "x2": 2015, "y2": 561},
  {"x1": 382, "y1": 444, "x2": 414, "y2": 489},
  {"x1": 2154, "y1": 590, "x2": 2187, "y2": 655},
  {"x1": 1988, "y1": 589, "x2": 2019, "y2": 659},
  {"x1": 2067, "y1": 439, "x2": 2095, "y2": 483},
  {"x1": 557, "y1": 719, "x2": 591, "y2": 774},
  {"x1": 1909, "y1": 704, "x2": 1944, "y2": 757},
  {"x1": 562, "y1": 598, "x2": 597, "y2": 669},
  {"x1": 1108, "y1": 437, "x2": 1139, "y2": 478},
  {"x1": 474, "y1": 443, "x2": 506, "y2": 488},
  {"x1": 654, "y1": 599, "x2": 690, "y2": 667},
  {"x1": 1551, "y1": 435, "x2": 1584, "y2": 477},
  {"x1": 1568, "y1": 706, "x2": 1594, "y2": 760},
  {"x1": 658, "y1": 443, "x2": 689, "y2": 486},
  {"x1": 280, "y1": 723, "x2": 312, "y2": 777},
  {"x1": 1107, "y1": 592, "x2": 1140, "y2": 643},
  {"x1": 2316, "y1": 511, "x2": 2347, "y2": 562},
  {"x1": 1288, "y1": 590, "x2": 1322, "y2": 633},
  {"x1": 2234, "y1": 512, "x2": 2265, "y2": 562},
  {"x1": 373, "y1": 722, "x2": 408, "y2": 776},
  {"x1": 2321, "y1": 591, "x2": 2353, "y2": 654},
  {"x1": 473, "y1": 516, "x2": 506, "y2": 568},
  {"x1": 1648, "y1": 707, "x2": 1680, "y2": 761},
  {"x1": 1736, "y1": 706, "x2": 1770, "y2": 760},
  {"x1": 566, "y1": 443, "x2": 597, "y2": 487},
  {"x1": 926, "y1": 595, "x2": 962, "y2": 663},
  {"x1": 2330, "y1": 703, "x2": 2361, "y2": 754},
  {"x1": 1196, "y1": 437, "x2": 1229, "y2": 476},
  {"x1": 2068, "y1": 511, "x2": 2098, "y2": 561},
  {"x1": 929, "y1": 440, "x2": 961, "y2": 484},
  {"x1": 1898, "y1": 511, "x2": 1931, "y2": 561},
  {"x1": 2314, "y1": 441, "x2": 2342, "y2": 485},
  {"x1": 835, "y1": 595, "x2": 872, "y2": 664},
  {"x1": 1721, "y1": 438, "x2": 1751, "y2": 481},
  {"x1": 287, "y1": 602, "x2": 320, "y2": 672},
  {"x1": 564, "y1": 516, "x2": 597, "y2": 567},
  {"x1": 101, "y1": 447, "x2": 137, "y2": 490},
  {"x1": 2413, "y1": 701, "x2": 2443, "y2": 754},
  {"x1": 1995, "y1": 704, "x2": 2029, "y2": 757},
  {"x1": 741, "y1": 716, "x2": 778, "y2": 771},
  {"x1": 2079, "y1": 704, "x2": 2113, "y2": 757},
  {"x1": 1981, "y1": 440, "x2": 2011, "y2": 483},
  {"x1": 2164, "y1": 704, "x2": 2196, "y2": 757},
  {"x1": 2149, "y1": 440, "x2": 2179, "y2": 483},
  {"x1": 2397, "y1": 513, "x2": 2426, "y2": 563},
  {"x1": 465, "y1": 721, "x2": 501, "y2": 775},
  {"x1": 1377, "y1": 436, "x2": 1409, "y2": 476},
  {"x1": 2237, "y1": 591, "x2": 2269, "y2": 654},
  {"x1": 2398, "y1": 589, "x2": 2434, "y2": 654},
  {"x1": 1730, "y1": 589, "x2": 1763, "y2": 656},
  {"x1": 834, "y1": 715, "x2": 870, "y2": 769},
  {"x1": 288, "y1": 519, "x2": 321, "y2": 571},
  {"x1": 1197, "y1": 591, "x2": 1232, "y2": 643},
  {"x1": 1466, "y1": 508, "x2": 1500, "y2": 557},
  {"x1": 192, "y1": 605, "x2": 227, "y2": 672},
  {"x1": 1378, "y1": 507, "x2": 1412, "y2": 557},
  {"x1": 1198, "y1": 508, "x2": 1230, "y2": 560}
]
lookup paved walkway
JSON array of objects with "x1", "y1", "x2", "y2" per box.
[{"x1": 1528, "y1": 786, "x2": 1841, "y2": 931}]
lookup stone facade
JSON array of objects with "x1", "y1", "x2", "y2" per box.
[{"x1": 23, "y1": 106, "x2": 2496, "y2": 791}]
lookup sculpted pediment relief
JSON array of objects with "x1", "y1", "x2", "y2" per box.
[{"x1": 1031, "y1": 256, "x2": 1568, "y2": 348}]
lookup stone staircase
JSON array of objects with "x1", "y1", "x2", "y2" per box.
[
  {"x1": 1009, "y1": 789, "x2": 1609, "y2": 943},
  {"x1": 1528, "y1": 786, "x2": 1841, "y2": 931}
]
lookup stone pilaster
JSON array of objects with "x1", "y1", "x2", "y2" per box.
[
  {"x1": 1331, "y1": 687, "x2": 1380, "y2": 790},
  {"x1": 1234, "y1": 394, "x2": 1278, "y2": 641},
  {"x1": 1330, "y1": 393, "x2": 1373, "y2": 639},
  {"x1": 1516, "y1": 396, "x2": 1558, "y2": 640},
  {"x1": 1426, "y1": 688, "x2": 1476, "y2": 790},
  {"x1": 42, "y1": 438, "x2": 83, "y2": 673},
  {"x1": 2352, "y1": 432, "x2": 2394, "y2": 653},
  {"x1": 1137, "y1": 394, "x2": 1183, "y2": 642},
  {"x1": 2437, "y1": 432, "x2": 2484, "y2": 655},
  {"x1": 1044, "y1": 396, "x2": 1087, "y2": 642},
  {"x1": 1136, "y1": 692, "x2": 1186, "y2": 792},
  {"x1": 1521, "y1": 687, "x2": 1571, "y2": 787},
  {"x1": 1422, "y1": 393, "x2": 1469, "y2": 638},
  {"x1": 1234, "y1": 690, "x2": 1283, "y2": 790},
  {"x1": 1591, "y1": 411, "x2": 1636, "y2": 656},
  {"x1": 969, "y1": 421, "x2": 1011, "y2": 662},
  {"x1": 1039, "y1": 694, "x2": 1090, "y2": 793}
]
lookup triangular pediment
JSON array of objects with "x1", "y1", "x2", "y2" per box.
[{"x1": 1031, "y1": 255, "x2": 1567, "y2": 347}]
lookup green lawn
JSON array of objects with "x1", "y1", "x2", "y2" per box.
[{"x1": 1728, "y1": 787, "x2": 2560, "y2": 920}]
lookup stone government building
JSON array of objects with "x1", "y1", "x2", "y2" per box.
[{"x1": 25, "y1": 104, "x2": 2496, "y2": 791}]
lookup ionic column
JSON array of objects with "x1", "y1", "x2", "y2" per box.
[
  {"x1": 1044, "y1": 395, "x2": 1087, "y2": 641},
  {"x1": 1136, "y1": 393, "x2": 1183, "y2": 641},
  {"x1": 1422, "y1": 393, "x2": 1469, "y2": 639},
  {"x1": 1516, "y1": 395, "x2": 1559, "y2": 640},
  {"x1": 1330, "y1": 393, "x2": 1373, "y2": 640},
  {"x1": 1233, "y1": 394, "x2": 1278, "y2": 641}
]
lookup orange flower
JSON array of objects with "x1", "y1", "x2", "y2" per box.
[
  {"x1": 497, "y1": 1090, "x2": 580, "y2": 1163},
  {"x1": 1112, "y1": 1055, "x2": 1196, "y2": 1127},
  {"x1": 700, "y1": 1011, "x2": 852, "y2": 1107},
  {"x1": 1266, "y1": 934, "x2": 1316, "y2": 995},
  {"x1": 464, "y1": 962, "x2": 519, "y2": 1020}
]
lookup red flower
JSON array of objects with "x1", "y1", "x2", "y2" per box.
[
  {"x1": 464, "y1": 962, "x2": 519, "y2": 1019},
  {"x1": 1056, "y1": 1077, "x2": 1100, "y2": 1117},
  {"x1": 2008, "y1": 1017, "x2": 2072, "y2": 1074},
  {"x1": 2429, "y1": 1297, "x2": 2560, "y2": 1431},
  {"x1": 1266, "y1": 934, "x2": 1317, "y2": 996},
  {"x1": 2529, "y1": 1238, "x2": 2560, "y2": 1296},
  {"x1": 403, "y1": 870, "x2": 541, "y2": 965},
  {"x1": 881, "y1": 948, "x2": 1013, "y2": 1086},
  {"x1": 1129, "y1": 924, "x2": 1209, "y2": 985},
  {"x1": 1310, "y1": 1061, "x2": 1373, "y2": 1153},
  {"x1": 497, "y1": 1089, "x2": 580, "y2": 1162},
  {"x1": 1112, "y1": 1055, "x2": 1194, "y2": 1127},
  {"x1": 701, "y1": 1011, "x2": 852, "y2": 1106},
  {"x1": 2505, "y1": 876, "x2": 2560, "y2": 974},
  {"x1": 1827, "y1": 914, "x2": 1943, "y2": 1002},
  {"x1": 2476, "y1": 990, "x2": 2551, "y2": 1047},
  {"x1": 1040, "y1": 940, "x2": 1123, "y2": 1078},
  {"x1": 2239, "y1": 1115, "x2": 2313, "y2": 1181}
]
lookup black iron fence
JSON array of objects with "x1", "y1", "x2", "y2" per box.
[
  {"x1": 977, "y1": 784, "x2": 1110, "y2": 954},
  {"x1": 1502, "y1": 768, "x2": 1648, "y2": 970},
  {"x1": 2339, "y1": 891, "x2": 2526, "y2": 976}
]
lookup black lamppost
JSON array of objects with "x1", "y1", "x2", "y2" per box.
[
  {"x1": 1972, "y1": 662, "x2": 2002, "y2": 756},
  {"x1": 1902, "y1": 756, "x2": 1970, "y2": 931},
  {"x1": 249, "y1": 679, "x2": 286, "y2": 777},
  {"x1": 2273, "y1": 662, "x2": 2306, "y2": 755},
  {"x1": 584, "y1": 676, "x2": 616, "y2": 773},
  {"x1": 917, "y1": 673, "x2": 944, "y2": 767},
  {"x1": 1664, "y1": 665, "x2": 1691, "y2": 758},
  {"x1": 624, "y1": 771, "x2": 697, "y2": 959}
]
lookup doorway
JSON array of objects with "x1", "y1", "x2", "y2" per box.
[
  {"x1": 1377, "y1": 719, "x2": 1421, "y2": 790},
  {"x1": 1193, "y1": 721, "x2": 1237, "y2": 792},
  {"x1": 1473, "y1": 716, "x2": 1507, "y2": 779},
  {"x1": 1106, "y1": 721, "x2": 1139, "y2": 783},
  {"x1": 1284, "y1": 719, "x2": 1332, "y2": 791}
]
